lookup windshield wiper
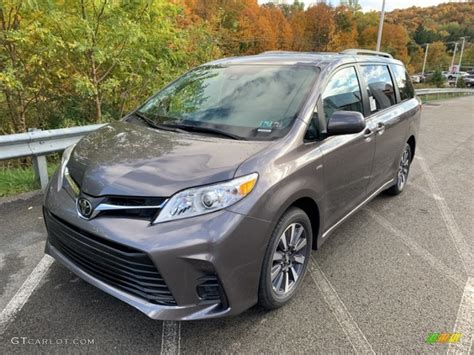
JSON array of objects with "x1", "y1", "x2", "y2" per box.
[
  {"x1": 132, "y1": 112, "x2": 186, "y2": 134},
  {"x1": 163, "y1": 123, "x2": 244, "y2": 140}
]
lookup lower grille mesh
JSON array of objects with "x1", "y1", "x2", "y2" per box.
[{"x1": 45, "y1": 210, "x2": 176, "y2": 305}]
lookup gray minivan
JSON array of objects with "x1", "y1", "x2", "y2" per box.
[{"x1": 44, "y1": 49, "x2": 421, "y2": 320}]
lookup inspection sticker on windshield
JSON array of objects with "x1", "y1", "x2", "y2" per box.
[{"x1": 258, "y1": 120, "x2": 279, "y2": 133}]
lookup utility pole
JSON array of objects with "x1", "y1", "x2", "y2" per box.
[
  {"x1": 376, "y1": 0, "x2": 386, "y2": 52},
  {"x1": 422, "y1": 43, "x2": 429, "y2": 76},
  {"x1": 450, "y1": 42, "x2": 458, "y2": 72},
  {"x1": 455, "y1": 37, "x2": 468, "y2": 86}
]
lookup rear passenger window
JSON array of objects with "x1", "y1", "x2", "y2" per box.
[
  {"x1": 392, "y1": 65, "x2": 415, "y2": 101},
  {"x1": 322, "y1": 67, "x2": 363, "y2": 121},
  {"x1": 361, "y1": 65, "x2": 396, "y2": 114}
]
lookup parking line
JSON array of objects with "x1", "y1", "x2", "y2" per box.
[
  {"x1": 447, "y1": 277, "x2": 473, "y2": 354},
  {"x1": 309, "y1": 256, "x2": 375, "y2": 354},
  {"x1": 0, "y1": 255, "x2": 53, "y2": 336},
  {"x1": 416, "y1": 154, "x2": 472, "y2": 275},
  {"x1": 161, "y1": 320, "x2": 181, "y2": 355},
  {"x1": 365, "y1": 208, "x2": 465, "y2": 288}
]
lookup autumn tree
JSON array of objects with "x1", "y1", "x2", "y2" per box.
[
  {"x1": 328, "y1": 5, "x2": 358, "y2": 52},
  {"x1": 304, "y1": 3, "x2": 335, "y2": 51},
  {"x1": 278, "y1": 0, "x2": 304, "y2": 18},
  {"x1": 424, "y1": 41, "x2": 450, "y2": 71},
  {"x1": 288, "y1": 7, "x2": 306, "y2": 51},
  {"x1": 408, "y1": 44, "x2": 425, "y2": 73},
  {"x1": 359, "y1": 23, "x2": 410, "y2": 63},
  {"x1": 340, "y1": 0, "x2": 361, "y2": 13},
  {"x1": 260, "y1": 4, "x2": 293, "y2": 51}
]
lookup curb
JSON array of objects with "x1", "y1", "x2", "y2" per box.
[{"x1": 0, "y1": 190, "x2": 43, "y2": 206}]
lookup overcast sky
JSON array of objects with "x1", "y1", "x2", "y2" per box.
[
  {"x1": 262, "y1": 1, "x2": 449, "y2": 12},
  {"x1": 348, "y1": 0, "x2": 447, "y2": 11}
]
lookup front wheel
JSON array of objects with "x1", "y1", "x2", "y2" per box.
[
  {"x1": 258, "y1": 207, "x2": 312, "y2": 310},
  {"x1": 385, "y1": 143, "x2": 412, "y2": 195}
]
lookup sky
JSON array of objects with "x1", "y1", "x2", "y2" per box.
[
  {"x1": 351, "y1": 0, "x2": 448, "y2": 11},
  {"x1": 262, "y1": 0, "x2": 450, "y2": 12}
]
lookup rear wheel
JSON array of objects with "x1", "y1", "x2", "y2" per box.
[
  {"x1": 385, "y1": 143, "x2": 412, "y2": 195},
  {"x1": 258, "y1": 207, "x2": 312, "y2": 309}
]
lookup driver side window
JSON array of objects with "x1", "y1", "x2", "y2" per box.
[{"x1": 322, "y1": 67, "x2": 363, "y2": 122}]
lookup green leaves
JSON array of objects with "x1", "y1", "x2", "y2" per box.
[{"x1": 1, "y1": 0, "x2": 217, "y2": 129}]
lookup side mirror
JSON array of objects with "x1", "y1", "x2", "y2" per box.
[{"x1": 327, "y1": 111, "x2": 365, "y2": 136}]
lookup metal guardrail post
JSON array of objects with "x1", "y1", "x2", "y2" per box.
[
  {"x1": 33, "y1": 155, "x2": 48, "y2": 190},
  {"x1": 28, "y1": 128, "x2": 49, "y2": 190}
]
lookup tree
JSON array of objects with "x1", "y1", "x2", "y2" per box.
[
  {"x1": 0, "y1": 2, "x2": 58, "y2": 133},
  {"x1": 340, "y1": 0, "x2": 361, "y2": 13},
  {"x1": 359, "y1": 23, "x2": 410, "y2": 63},
  {"x1": 304, "y1": 3, "x2": 335, "y2": 51},
  {"x1": 461, "y1": 45, "x2": 474, "y2": 71},
  {"x1": 408, "y1": 44, "x2": 425, "y2": 73},
  {"x1": 429, "y1": 70, "x2": 446, "y2": 88},
  {"x1": 424, "y1": 41, "x2": 450, "y2": 71},
  {"x1": 46, "y1": 0, "x2": 215, "y2": 123},
  {"x1": 328, "y1": 5, "x2": 358, "y2": 51},
  {"x1": 413, "y1": 24, "x2": 440, "y2": 45},
  {"x1": 279, "y1": 1, "x2": 305, "y2": 18},
  {"x1": 353, "y1": 10, "x2": 378, "y2": 35}
]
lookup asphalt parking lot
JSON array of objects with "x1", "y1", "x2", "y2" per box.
[{"x1": 0, "y1": 96, "x2": 472, "y2": 354}]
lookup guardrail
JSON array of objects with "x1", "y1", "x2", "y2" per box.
[
  {"x1": 0, "y1": 124, "x2": 104, "y2": 189},
  {"x1": 415, "y1": 88, "x2": 474, "y2": 101},
  {"x1": 1, "y1": 88, "x2": 473, "y2": 190}
]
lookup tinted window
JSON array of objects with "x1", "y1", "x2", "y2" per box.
[
  {"x1": 392, "y1": 65, "x2": 415, "y2": 101},
  {"x1": 322, "y1": 67, "x2": 363, "y2": 121},
  {"x1": 361, "y1": 65, "x2": 396, "y2": 114},
  {"x1": 138, "y1": 65, "x2": 318, "y2": 140}
]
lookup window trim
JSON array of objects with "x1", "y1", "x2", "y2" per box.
[
  {"x1": 390, "y1": 64, "x2": 415, "y2": 103},
  {"x1": 357, "y1": 63, "x2": 398, "y2": 118},
  {"x1": 319, "y1": 64, "x2": 365, "y2": 133}
]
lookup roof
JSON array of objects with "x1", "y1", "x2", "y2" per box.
[{"x1": 206, "y1": 50, "x2": 403, "y2": 68}]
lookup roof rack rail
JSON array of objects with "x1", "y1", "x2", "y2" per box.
[
  {"x1": 341, "y1": 49, "x2": 393, "y2": 59},
  {"x1": 260, "y1": 50, "x2": 297, "y2": 54}
]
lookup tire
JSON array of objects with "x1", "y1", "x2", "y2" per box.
[
  {"x1": 258, "y1": 207, "x2": 313, "y2": 310},
  {"x1": 385, "y1": 143, "x2": 412, "y2": 196}
]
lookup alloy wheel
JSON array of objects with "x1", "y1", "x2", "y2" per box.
[
  {"x1": 397, "y1": 146, "x2": 411, "y2": 190},
  {"x1": 271, "y1": 223, "x2": 308, "y2": 296}
]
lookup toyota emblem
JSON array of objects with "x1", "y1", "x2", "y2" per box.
[{"x1": 77, "y1": 198, "x2": 93, "y2": 219}]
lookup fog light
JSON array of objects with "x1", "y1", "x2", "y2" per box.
[{"x1": 197, "y1": 275, "x2": 221, "y2": 301}]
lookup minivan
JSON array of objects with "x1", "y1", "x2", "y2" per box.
[{"x1": 44, "y1": 49, "x2": 421, "y2": 320}]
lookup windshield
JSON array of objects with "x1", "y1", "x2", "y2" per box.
[{"x1": 137, "y1": 64, "x2": 319, "y2": 140}]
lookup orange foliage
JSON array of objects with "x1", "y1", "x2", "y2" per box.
[
  {"x1": 359, "y1": 23, "x2": 410, "y2": 62},
  {"x1": 183, "y1": 1, "x2": 472, "y2": 67}
]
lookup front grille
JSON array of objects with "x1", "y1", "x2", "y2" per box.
[
  {"x1": 45, "y1": 210, "x2": 176, "y2": 305},
  {"x1": 97, "y1": 196, "x2": 166, "y2": 220}
]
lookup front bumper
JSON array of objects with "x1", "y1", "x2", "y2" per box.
[{"x1": 43, "y1": 174, "x2": 272, "y2": 320}]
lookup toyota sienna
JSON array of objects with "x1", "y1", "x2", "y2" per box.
[{"x1": 44, "y1": 49, "x2": 421, "y2": 320}]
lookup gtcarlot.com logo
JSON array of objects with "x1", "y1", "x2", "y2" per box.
[{"x1": 11, "y1": 337, "x2": 95, "y2": 346}]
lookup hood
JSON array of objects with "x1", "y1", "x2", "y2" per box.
[{"x1": 68, "y1": 122, "x2": 269, "y2": 197}]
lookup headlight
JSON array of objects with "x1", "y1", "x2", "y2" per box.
[
  {"x1": 57, "y1": 144, "x2": 75, "y2": 192},
  {"x1": 154, "y1": 173, "x2": 258, "y2": 224}
]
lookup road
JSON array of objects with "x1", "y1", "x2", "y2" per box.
[{"x1": 0, "y1": 96, "x2": 472, "y2": 353}]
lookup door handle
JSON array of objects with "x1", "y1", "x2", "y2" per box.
[
  {"x1": 376, "y1": 122, "x2": 385, "y2": 135},
  {"x1": 364, "y1": 128, "x2": 375, "y2": 141}
]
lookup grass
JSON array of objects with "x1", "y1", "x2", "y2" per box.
[{"x1": 0, "y1": 162, "x2": 58, "y2": 198}]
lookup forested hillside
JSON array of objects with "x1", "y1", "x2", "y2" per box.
[{"x1": 1, "y1": 0, "x2": 473, "y2": 134}]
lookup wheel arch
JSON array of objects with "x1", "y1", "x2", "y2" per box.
[
  {"x1": 286, "y1": 197, "x2": 321, "y2": 250},
  {"x1": 407, "y1": 135, "x2": 416, "y2": 161}
]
